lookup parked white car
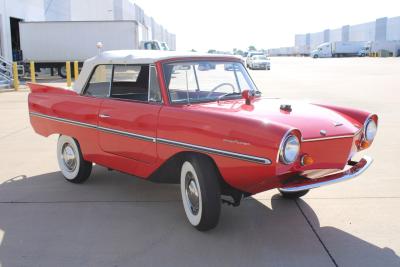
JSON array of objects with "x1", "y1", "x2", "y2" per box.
[
  {"x1": 245, "y1": 51, "x2": 264, "y2": 67},
  {"x1": 248, "y1": 55, "x2": 270, "y2": 70}
]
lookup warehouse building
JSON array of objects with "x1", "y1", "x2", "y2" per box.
[
  {"x1": 268, "y1": 16, "x2": 400, "y2": 56},
  {"x1": 0, "y1": 0, "x2": 176, "y2": 62}
]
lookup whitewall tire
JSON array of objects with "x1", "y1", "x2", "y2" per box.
[
  {"x1": 57, "y1": 135, "x2": 92, "y2": 183},
  {"x1": 180, "y1": 155, "x2": 221, "y2": 231}
]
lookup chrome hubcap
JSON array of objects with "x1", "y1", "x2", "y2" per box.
[
  {"x1": 62, "y1": 144, "x2": 77, "y2": 171},
  {"x1": 185, "y1": 172, "x2": 199, "y2": 215}
]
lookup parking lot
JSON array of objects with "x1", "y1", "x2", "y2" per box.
[{"x1": 0, "y1": 57, "x2": 399, "y2": 267}]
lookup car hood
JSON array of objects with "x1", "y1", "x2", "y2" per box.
[
  {"x1": 192, "y1": 97, "x2": 361, "y2": 140},
  {"x1": 253, "y1": 60, "x2": 269, "y2": 63}
]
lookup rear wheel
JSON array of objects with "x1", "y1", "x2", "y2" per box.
[
  {"x1": 180, "y1": 155, "x2": 221, "y2": 231},
  {"x1": 278, "y1": 189, "x2": 309, "y2": 199},
  {"x1": 57, "y1": 135, "x2": 92, "y2": 183},
  {"x1": 58, "y1": 66, "x2": 67, "y2": 78}
]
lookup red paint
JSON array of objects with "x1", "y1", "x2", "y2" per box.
[{"x1": 27, "y1": 57, "x2": 378, "y2": 195}]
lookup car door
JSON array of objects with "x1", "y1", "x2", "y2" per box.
[{"x1": 98, "y1": 64, "x2": 162, "y2": 164}]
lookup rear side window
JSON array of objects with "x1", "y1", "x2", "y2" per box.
[
  {"x1": 84, "y1": 65, "x2": 112, "y2": 97},
  {"x1": 113, "y1": 65, "x2": 141, "y2": 82},
  {"x1": 110, "y1": 65, "x2": 149, "y2": 102}
]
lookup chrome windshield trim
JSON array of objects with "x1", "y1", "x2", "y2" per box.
[
  {"x1": 279, "y1": 156, "x2": 373, "y2": 192},
  {"x1": 30, "y1": 112, "x2": 271, "y2": 165}
]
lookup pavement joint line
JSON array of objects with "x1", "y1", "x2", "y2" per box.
[
  {"x1": 295, "y1": 199, "x2": 339, "y2": 267},
  {"x1": 270, "y1": 196, "x2": 400, "y2": 200},
  {"x1": 0, "y1": 127, "x2": 29, "y2": 140},
  {"x1": 0, "y1": 200, "x2": 182, "y2": 204},
  {"x1": 0, "y1": 197, "x2": 399, "y2": 204}
]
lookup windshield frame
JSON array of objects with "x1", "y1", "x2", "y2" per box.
[{"x1": 161, "y1": 59, "x2": 259, "y2": 105}]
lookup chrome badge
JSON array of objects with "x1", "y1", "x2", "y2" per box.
[
  {"x1": 320, "y1": 130, "x2": 327, "y2": 136},
  {"x1": 332, "y1": 121, "x2": 343, "y2": 127}
]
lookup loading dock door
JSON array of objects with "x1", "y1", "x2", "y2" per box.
[{"x1": 10, "y1": 17, "x2": 23, "y2": 61}]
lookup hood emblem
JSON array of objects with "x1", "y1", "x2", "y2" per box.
[
  {"x1": 332, "y1": 121, "x2": 343, "y2": 127},
  {"x1": 320, "y1": 130, "x2": 327, "y2": 136},
  {"x1": 280, "y1": 104, "x2": 292, "y2": 112}
]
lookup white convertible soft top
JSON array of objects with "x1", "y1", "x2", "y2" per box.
[{"x1": 73, "y1": 50, "x2": 240, "y2": 94}]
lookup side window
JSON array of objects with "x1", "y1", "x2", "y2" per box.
[
  {"x1": 149, "y1": 65, "x2": 162, "y2": 103},
  {"x1": 84, "y1": 65, "x2": 112, "y2": 97},
  {"x1": 110, "y1": 65, "x2": 149, "y2": 102}
]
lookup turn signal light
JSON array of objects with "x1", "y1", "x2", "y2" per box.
[
  {"x1": 301, "y1": 155, "x2": 314, "y2": 166},
  {"x1": 360, "y1": 140, "x2": 371, "y2": 149}
]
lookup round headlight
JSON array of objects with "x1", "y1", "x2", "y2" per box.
[
  {"x1": 280, "y1": 135, "x2": 300, "y2": 164},
  {"x1": 364, "y1": 119, "x2": 377, "y2": 142}
]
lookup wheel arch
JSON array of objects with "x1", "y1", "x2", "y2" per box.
[
  {"x1": 149, "y1": 151, "x2": 217, "y2": 184},
  {"x1": 148, "y1": 151, "x2": 249, "y2": 198}
]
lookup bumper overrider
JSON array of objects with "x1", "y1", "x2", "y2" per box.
[{"x1": 279, "y1": 156, "x2": 373, "y2": 192}]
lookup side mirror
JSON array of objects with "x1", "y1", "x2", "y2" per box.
[{"x1": 242, "y1": 89, "x2": 255, "y2": 105}]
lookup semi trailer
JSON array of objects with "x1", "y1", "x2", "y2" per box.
[
  {"x1": 19, "y1": 21, "x2": 169, "y2": 77},
  {"x1": 311, "y1": 41, "x2": 366, "y2": 58}
]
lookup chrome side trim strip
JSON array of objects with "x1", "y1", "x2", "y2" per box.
[
  {"x1": 30, "y1": 112, "x2": 271, "y2": 165},
  {"x1": 302, "y1": 128, "x2": 362, "y2": 142},
  {"x1": 279, "y1": 156, "x2": 373, "y2": 192},
  {"x1": 30, "y1": 112, "x2": 97, "y2": 129},
  {"x1": 157, "y1": 138, "x2": 271, "y2": 165},
  {"x1": 97, "y1": 126, "x2": 156, "y2": 142}
]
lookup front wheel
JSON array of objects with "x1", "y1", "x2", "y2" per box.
[
  {"x1": 180, "y1": 155, "x2": 221, "y2": 231},
  {"x1": 57, "y1": 135, "x2": 92, "y2": 183},
  {"x1": 278, "y1": 189, "x2": 309, "y2": 199}
]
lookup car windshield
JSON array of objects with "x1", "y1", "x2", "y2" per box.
[
  {"x1": 163, "y1": 61, "x2": 258, "y2": 104},
  {"x1": 253, "y1": 55, "x2": 267, "y2": 60}
]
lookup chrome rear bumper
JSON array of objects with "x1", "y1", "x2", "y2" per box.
[{"x1": 279, "y1": 156, "x2": 373, "y2": 193}]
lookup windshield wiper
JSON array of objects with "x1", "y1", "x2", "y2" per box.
[
  {"x1": 217, "y1": 92, "x2": 242, "y2": 101},
  {"x1": 217, "y1": 90, "x2": 262, "y2": 102}
]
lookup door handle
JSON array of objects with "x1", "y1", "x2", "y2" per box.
[{"x1": 99, "y1": 114, "x2": 111, "y2": 118}]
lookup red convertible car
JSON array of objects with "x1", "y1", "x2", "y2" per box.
[{"x1": 28, "y1": 50, "x2": 378, "y2": 231}]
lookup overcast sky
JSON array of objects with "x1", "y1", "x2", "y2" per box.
[{"x1": 134, "y1": 0, "x2": 400, "y2": 52}]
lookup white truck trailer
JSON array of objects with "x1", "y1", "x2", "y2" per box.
[
  {"x1": 311, "y1": 41, "x2": 366, "y2": 58},
  {"x1": 358, "y1": 41, "x2": 400, "y2": 57},
  {"x1": 19, "y1": 21, "x2": 168, "y2": 77}
]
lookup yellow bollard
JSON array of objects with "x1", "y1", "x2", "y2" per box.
[
  {"x1": 12, "y1": 62, "x2": 19, "y2": 91},
  {"x1": 30, "y1": 61, "x2": 36, "y2": 83},
  {"x1": 73, "y1": 61, "x2": 79, "y2": 81},
  {"x1": 66, "y1": 61, "x2": 72, "y2": 87}
]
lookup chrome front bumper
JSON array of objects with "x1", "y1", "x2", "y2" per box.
[{"x1": 279, "y1": 156, "x2": 373, "y2": 193}]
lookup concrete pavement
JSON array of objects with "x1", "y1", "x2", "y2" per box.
[{"x1": 0, "y1": 57, "x2": 399, "y2": 266}]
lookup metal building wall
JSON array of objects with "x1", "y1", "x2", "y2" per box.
[
  {"x1": 349, "y1": 21, "x2": 375, "y2": 41},
  {"x1": 295, "y1": 34, "x2": 307, "y2": 46},
  {"x1": 329, "y1": 28, "x2": 342, "y2": 42},
  {"x1": 342, "y1": 25, "x2": 349, "y2": 41},
  {"x1": 387, "y1": 16, "x2": 400, "y2": 41},
  {"x1": 0, "y1": 0, "x2": 45, "y2": 60},
  {"x1": 310, "y1": 31, "x2": 324, "y2": 49},
  {"x1": 375, "y1": 17, "x2": 387, "y2": 41},
  {"x1": 323, "y1": 29, "x2": 330, "y2": 42},
  {"x1": 44, "y1": 0, "x2": 70, "y2": 21}
]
